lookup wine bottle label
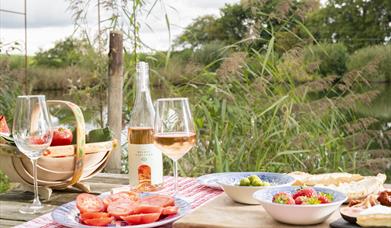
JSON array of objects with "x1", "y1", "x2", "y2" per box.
[{"x1": 128, "y1": 144, "x2": 163, "y2": 186}]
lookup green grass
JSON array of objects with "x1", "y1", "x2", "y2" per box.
[
  {"x1": 121, "y1": 44, "x2": 390, "y2": 179},
  {"x1": 0, "y1": 54, "x2": 34, "y2": 69}
]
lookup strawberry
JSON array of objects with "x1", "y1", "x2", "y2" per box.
[
  {"x1": 319, "y1": 192, "x2": 334, "y2": 200},
  {"x1": 272, "y1": 192, "x2": 295, "y2": 205},
  {"x1": 317, "y1": 192, "x2": 333, "y2": 204},
  {"x1": 294, "y1": 196, "x2": 307, "y2": 205},
  {"x1": 292, "y1": 187, "x2": 317, "y2": 199},
  {"x1": 317, "y1": 195, "x2": 330, "y2": 204}
]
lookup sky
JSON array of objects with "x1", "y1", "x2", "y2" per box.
[{"x1": 0, "y1": 0, "x2": 240, "y2": 55}]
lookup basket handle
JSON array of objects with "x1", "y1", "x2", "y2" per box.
[{"x1": 47, "y1": 100, "x2": 86, "y2": 188}]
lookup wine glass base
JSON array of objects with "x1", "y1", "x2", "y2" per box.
[{"x1": 19, "y1": 204, "x2": 50, "y2": 214}]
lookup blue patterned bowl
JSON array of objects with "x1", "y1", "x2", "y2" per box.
[
  {"x1": 217, "y1": 172, "x2": 295, "y2": 204},
  {"x1": 253, "y1": 186, "x2": 347, "y2": 225}
]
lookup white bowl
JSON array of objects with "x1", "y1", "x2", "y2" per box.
[
  {"x1": 217, "y1": 172, "x2": 295, "y2": 204},
  {"x1": 253, "y1": 186, "x2": 347, "y2": 225}
]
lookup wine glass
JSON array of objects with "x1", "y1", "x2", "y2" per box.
[
  {"x1": 153, "y1": 98, "x2": 196, "y2": 195},
  {"x1": 12, "y1": 95, "x2": 53, "y2": 214}
]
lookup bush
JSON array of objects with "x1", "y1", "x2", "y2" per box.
[
  {"x1": 154, "y1": 60, "x2": 204, "y2": 85},
  {"x1": 304, "y1": 43, "x2": 349, "y2": 77},
  {"x1": 27, "y1": 67, "x2": 97, "y2": 90},
  {"x1": 4, "y1": 66, "x2": 97, "y2": 91},
  {"x1": 192, "y1": 41, "x2": 228, "y2": 70},
  {"x1": 34, "y1": 37, "x2": 100, "y2": 70},
  {"x1": 347, "y1": 45, "x2": 391, "y2": 82},
  {"x1": 0, "y1": 60, "x2": 21, "y2": 124},
  {"x1": 0, "y1": 55, "x2": 31, "y2": 70}
]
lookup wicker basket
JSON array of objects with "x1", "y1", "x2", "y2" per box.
[{"x1": 0, "y1": 100, "x2": 117, "y2": 197}]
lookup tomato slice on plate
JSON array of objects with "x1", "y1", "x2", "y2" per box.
[
  {"x1": 83, "y1": 217, "x2": 114, "y2": 226},
  {"x1": 121, "y1": 213, "x2": 161, "y2": 225},
  {"x1": 162, "y1": 206, "x2": 179, "y2": 216},
  {"x1": 107, "y1": 200, "x2": 138, "y2": 217},
  {"x1": 140, "y1": 195, "x2": 175, "y2": 207},
  {"x1": 103, "y1": 192, "x2": 138, "y2": 207},
  {"x1": 133, "y1": 205, "x2": 162, "y2": 214},
  {"x1": 76, "y1": 193, "x2": 105, "y2": 213},
  {"x1": 121, "y1": 214, "x2": 142, "y2": 225},
  {"x1": 80, "y1": 212, "x2": 110, "y2": 222}
]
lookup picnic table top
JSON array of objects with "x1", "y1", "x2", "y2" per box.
[{"x1": 0, "y1": 173, "x2": 389, "y2": 228}]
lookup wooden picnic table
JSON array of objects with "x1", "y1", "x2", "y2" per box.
[{"x1": 0, "y1": 173, "x2": 389, "y2": 228}]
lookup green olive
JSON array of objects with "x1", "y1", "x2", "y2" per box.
[
  {"x1": 248, "y1": 175, "x2": 261, "y2": 183},
  {"x1": 239, "y1": 177, "x2": 251, "y2": 186},
  {"x1": 252, "y1": 179, "x2": 263, "y2": 186}
]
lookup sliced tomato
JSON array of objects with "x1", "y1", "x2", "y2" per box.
[
  {"x1": 76, "y1": 193, "x2": 105, "y2": 213},
  {"x1": 140, "y1": 195, "x2": 175, "y2": 207},
  {"x1": 107, "y1": 200, "x2": 138, "y2": 217},
  {"x1": 80, "y1": 212, "x2": 110, "y2": 222},
  {"x1": 83, "y1": 217, "x2": 114, "y2": 226},
  {"x1": 162, "y1": 206, "x2": 178, "y2": 216},
  {"x1": 103, "y1": 192, "x2": 138, "y2": 207},
  {"x1": 121, "y1": 213, "x2": 161, "y2": 225},
  {"x1": 121, "y1": 214, "x2": 142, "y2": 225},
  {"x1": 133, "y1": 205, "x2": 162, "y2": 214}
]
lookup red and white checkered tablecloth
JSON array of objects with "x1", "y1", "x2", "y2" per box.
[{"x1": 14, "y1": 176, "x2": 222, "y2": 228}]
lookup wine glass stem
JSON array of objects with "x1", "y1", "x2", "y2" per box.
[
  {"x1": 173, "y1": 160, "x2": 178, "y2": 195},
  {"x1": 31, "y1": 158, "x2": 42, "y2": 207}
]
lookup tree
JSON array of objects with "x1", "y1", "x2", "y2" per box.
[
  {"x1": 175, "y1": 0, "x2": 319, "y2": 50},
  {"x1": 34, "y1": 38, "x2": 91, "y2": 68},
  {"x1": 306, "y1": 0, "x2": 391, "y2": 51},
  {"x1": 175, "y1": 16, "x2": 221, "y2": 48}
]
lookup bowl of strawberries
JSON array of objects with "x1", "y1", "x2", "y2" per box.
[{"x1": 253, "y1": 186, "x2": 347, "y2": 225}]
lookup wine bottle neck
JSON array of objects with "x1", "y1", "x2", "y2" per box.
[
  {"x1": 135, "y1": 62, "x2": 152, "y2": 103},
  {"x1": 130, "y1": 62, "x2": 155, "y2": 127}
]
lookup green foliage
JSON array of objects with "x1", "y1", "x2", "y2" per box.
[
  {"x1": 217, "y1": 4, "x2": 251, "y2": 44},
  {"x1": 26, "y1": 66, "x2": 96, "y2": 90},
  {"x1": 120, "y1": 45, "x2": 391, "y2": 178},
  {"x1": 193, "y1": 41, "x2": 228, "y2": 69},
  {"x1": 304, "y1": 43, "x2": 349, "y2": 77},
  {"x1": 347, "y1": 45, "x2": 391, "y2": 82},
  {"x1": 34, "y1": 37, "x2": 98, "y2": 68},
  {"x1": 0, "y1": 55, "x2": 32, "y2": 69},
  {"x1": 0, "y1": 60, "x2": 21, "y2": 124},
  {"x1": 176, "y1": 0, "x2": 320, "y2": 49},
  {"x1": 306, "y1": 0, "x2": 391, "y2": 51},
  {"x1": 175, "y1": 15, "x2": 223, "y2": 48}
]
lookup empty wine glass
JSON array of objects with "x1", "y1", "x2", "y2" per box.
[
  {"x1": 153, "y1": 98, "x2": 196, "y2": 195},
  {"x1": 13, "y1": 95, "x2": 53, "y2": 214}
]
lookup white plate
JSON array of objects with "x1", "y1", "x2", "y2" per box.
[{"x1": 51, "y1": 192, "x2": 191, "y2": 228}]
